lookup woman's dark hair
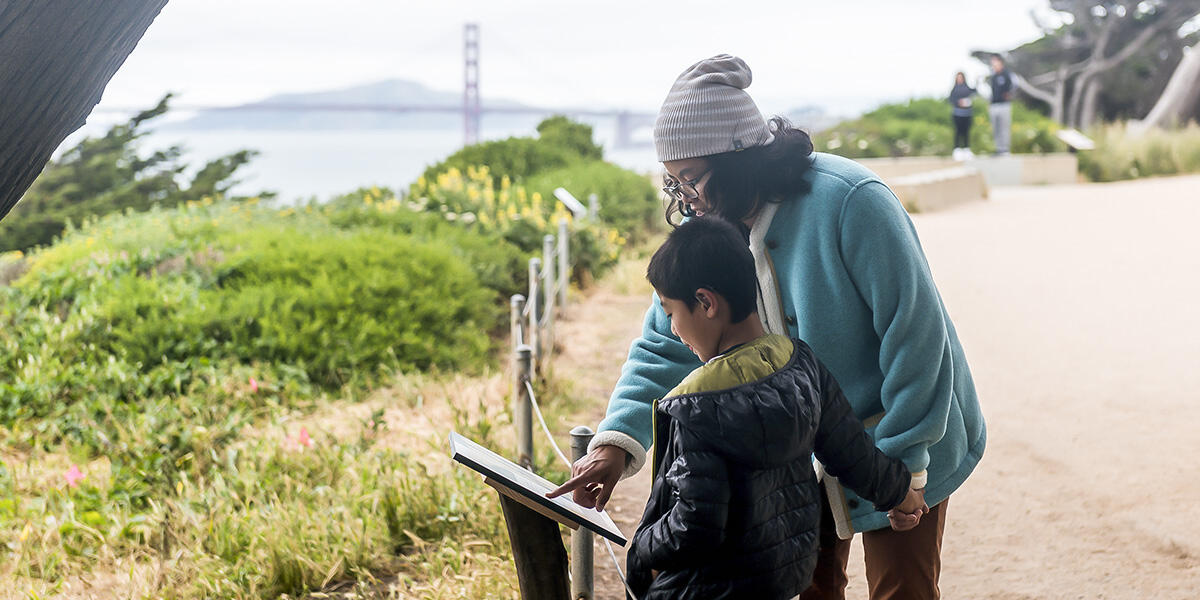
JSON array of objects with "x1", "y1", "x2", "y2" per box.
[
  {"x1": 665, "y1": 116, "x2": 815, "y2": 225},
  {"x1": 646, "y1": 216, "x2": 758, "y2": 324}
]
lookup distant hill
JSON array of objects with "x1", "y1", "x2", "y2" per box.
[{"x1": 166, "y1": 79, "x2": 543, "y2": 131}]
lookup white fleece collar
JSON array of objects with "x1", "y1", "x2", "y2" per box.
[{"x1": 748, "y1": 202, "x2": 786, "y2": 336}]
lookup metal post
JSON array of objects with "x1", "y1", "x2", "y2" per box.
[
  {"x1": 558, "y1": 219, "x2": 569, "y2": 310},
  {"x1": 542, "y1": 234, "x2": 556, "y2": 359},
  {"x1": 527, "y1": 258, "x2": 541, "y2": 372},
  {"x1": 569, "y1": 426, "x2": 595, "y2": 600},
  {"x1": 513, "y1": 345, "x2": 534, "y2": 470},
  {"x1": 510, "y1": 294, "x2": 526, "y2": 348},
  {"x1": 587, "y1": 194, "x2": 599, "y2": 221}
]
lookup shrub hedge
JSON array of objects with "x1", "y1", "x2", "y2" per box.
[{"x1": 1078, "y1": 123, "x2": 1200, "y2": 181}]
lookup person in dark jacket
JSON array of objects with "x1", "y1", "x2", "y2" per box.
[
  {"x1": 988, "y1": 55, "x2": 1014, "y2": 155},
  {"x1": 625, "y1": 217, "x2": 926, "y2": 600},
  {"x1": 948, "y1": 71, "x2": 976, "y2": 159}
]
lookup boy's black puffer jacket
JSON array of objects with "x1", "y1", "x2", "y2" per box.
[{"x1": 627, "y1": 339, "x2": 910, "y2": 600}]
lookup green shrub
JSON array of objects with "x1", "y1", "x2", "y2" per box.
[
  {"x1": 536, "y1": 115, "x2": 604, "y2": 161},
  {"x1": 1078, "y1": 123, "x2": 1200, "y2": 181},
  {"x1": 525, "y1": 160, "x2": 661, "y2": 241},
  {"x1": 419, "y1": 116, "x2": 604, "y2": 188},
  {"x1": 421, "y1": 137, "x2": 575, "y2": 188},
  {"x1": 403, "y1": 166, "x2": 628, "y2": 280},
  {"x1": 325, "y1": 193, "x2": 528, "y2": 299},
  {"x1": 80, "y1": 228, "x2": 493, "y2": 389},
  {"x1": 814, "y1": 97, "x2": 1067, "y2": 158},
  {"x1": 0, "y1": 200, "x2": 496, "y2": 431},
  {"x1": 410, "y1": 117, "x2": 656, "y2": 282}
]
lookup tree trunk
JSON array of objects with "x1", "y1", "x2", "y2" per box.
[
  {"x1": 1064, "y1": 75, "x2": 1081, "y2": 128},
  {"x1": 1078, "y1": 77, "x2": 1103, "y2": 129},
  {"x1": 1131, "y1": 41, "x2": 1200, "y2": 134},
  {"x1": 1051, "y1": 76, "x2": 1066, "y2": 124},
  {"x1": 0, "y1": 0, "x2": 167, "y2": 223}
]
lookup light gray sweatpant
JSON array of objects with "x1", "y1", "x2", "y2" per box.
[{"x1": 989, "y1": 102, "x2": 1012, "y2": 154}]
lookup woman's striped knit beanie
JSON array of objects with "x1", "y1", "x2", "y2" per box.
[{"x1": 653, "y1": 54, "x2": 775, "y2": 162}]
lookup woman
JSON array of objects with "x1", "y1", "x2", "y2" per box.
[
  {"x1": 548, "y1": 55, "x2": 985, "y2": 600},
  {"x1": 949, "y1": 71, "x2": 977, "y2": 159}
]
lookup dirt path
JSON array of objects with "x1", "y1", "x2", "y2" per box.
[{"x1": 556, "y1": 175, "x2": 1200, "y2": 599}]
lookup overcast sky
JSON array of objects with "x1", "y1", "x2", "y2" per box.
[{"x1": 94, "y1": 0, "x2": 1053, "y2": 123}]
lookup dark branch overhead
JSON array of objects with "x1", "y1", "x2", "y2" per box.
[{"x1": 0, "y1": 0, "x2": 168, "y2": 224}]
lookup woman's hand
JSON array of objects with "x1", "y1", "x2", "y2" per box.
[
  {"x1": 545, "y1": 444, "x2": 627, "y2": 511},
  {"x1": 887, "y1": 488, "x2": 929, "y2": 532}
]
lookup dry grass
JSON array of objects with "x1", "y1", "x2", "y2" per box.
[{"x1": 1080, "y1": 122, "x2": 1200, "y2": 181}]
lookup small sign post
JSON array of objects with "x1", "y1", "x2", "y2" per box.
[
  {"x1": 552, "y1": 187, "x2": 588, "y2": 219},
  {"x1": 449, "y1": 432, "x2": 627, "y2": 600}
]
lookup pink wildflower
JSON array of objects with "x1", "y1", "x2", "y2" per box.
[
  {"x1": 63, "y1": 464, "x2": 84, "y2": 487},
  {"x1": 249, "y1": 377, "x2": 259, "y2": 393},
  {"x1": 297, "y1": 427, "x2": 312, "y2": 448}
]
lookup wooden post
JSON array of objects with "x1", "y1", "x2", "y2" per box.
[
  {"x1": 569, "y1": 426, "x2": 595, "y2": 600},
  {"x1": 542, "y1": 234, "x2": 556, "y2": 360},
  {"x1": 513, "y1": 345, "x2": 534, "y2": 470},
  {"x1": 557, "y1": 219, "x2": 569, "y2": 310},
  {"x1": 527, "y1": 258, "x2": 540, "y2": 372},
  {"x1": 510, "y1": 294, "x2": 526, "y2": 348},
  {"x1": 498, "y1": 493, "x2": 570, "y2": 600}
]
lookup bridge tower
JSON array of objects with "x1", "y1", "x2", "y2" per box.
[{"x1": 463, "y1": 23, "x2": 481, "y2": 146}]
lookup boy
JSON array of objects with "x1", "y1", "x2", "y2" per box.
[{"x1": 626, "y1": 217, "x2": 926, "y2": 599}]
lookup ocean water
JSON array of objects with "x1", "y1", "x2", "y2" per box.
[{"x1": 136, "y1": 124, "x2": 661, "y2": 203}]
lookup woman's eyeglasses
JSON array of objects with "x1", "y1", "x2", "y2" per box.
[{"x1": 661, "y1": 170, "x2": 710, "y2": 202}]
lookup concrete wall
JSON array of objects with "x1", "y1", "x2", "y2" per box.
[
  {"x1": 888, "y1": 167, "x2": 988, "y2": 213},
  {"x1": 859, "y1": 153, "x2": 1078, "y2": 187}
]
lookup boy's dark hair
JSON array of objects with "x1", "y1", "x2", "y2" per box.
[
  {"x1": 665, "y1": 116, "x2": 814, "y2": 225},
  {"x1": 647, "y1": 216, "x2": 758, "y2": 323}
]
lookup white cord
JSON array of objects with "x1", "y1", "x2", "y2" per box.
[
  {"x1": 606, "y1": 537, "x2": 641, "y2": 600},
  {"x1": 524, "y1": 380, "x2": 571, "y2": 469},
  {"x1": 523, "y1": 379, "x2": 640, "y2": 600}
]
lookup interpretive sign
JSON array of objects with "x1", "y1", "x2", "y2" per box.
[{"x1": 449, "y1": 431, "x2": 627, "y2": 545}]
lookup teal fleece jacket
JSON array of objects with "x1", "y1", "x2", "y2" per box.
[{"x1": 595, "y1": 152, "x2": 986, "y2": 533}]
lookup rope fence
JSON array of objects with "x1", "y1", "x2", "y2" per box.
[{"x1": 506, "y1": 197, "x2": 635, "y2": 599}]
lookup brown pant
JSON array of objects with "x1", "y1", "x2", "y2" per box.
[{"x1": 797, "y1": 488, "x2": 949, "y2": 600}]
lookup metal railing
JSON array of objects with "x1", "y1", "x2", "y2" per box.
[{"x1": 512, "y1": 218, "x2": 572, "y2": 373}]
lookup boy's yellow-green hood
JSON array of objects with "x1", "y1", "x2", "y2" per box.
[
  {"x1": 658, "y1": 334, "x2": 812, "y2": 468},
  {"x1": 667, "y1": 334, "x2": 794, "y2": 398}
]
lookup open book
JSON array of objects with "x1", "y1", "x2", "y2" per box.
[{"x1": 449, "y1": 431, "x2": 628, "y2": 546}]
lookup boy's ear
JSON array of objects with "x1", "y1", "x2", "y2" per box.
[{"x1": 695, "y1": 288, "x2": 719, "y2": 318}]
